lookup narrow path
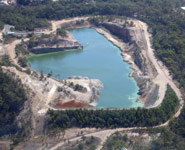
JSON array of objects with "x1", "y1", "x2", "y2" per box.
[
  {"x1": 46, "y1": 84, "x2": 57, "y2": 107},
  {"x1": 37, "y1": 84, "x2": 57, "y2": 115},
  {"x1": 43, "y1": 16, "x2": 89, "y2": 35}
]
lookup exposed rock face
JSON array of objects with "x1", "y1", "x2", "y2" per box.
[
  {"x1": 128, "y1": 42, "x2": 148, "y2": 75},
  {"x1": 30, "y1": 45, "x2": 82, "y2": 54},
  {"x1": 29, "y1": 34, "x2": 83, "y2": 54},
  {"x1": 100, "y1": 22, "x2": 157, "y2": 105},
  {"x1": 102, "y1": 22, "x2": 131, "y2": 42}
]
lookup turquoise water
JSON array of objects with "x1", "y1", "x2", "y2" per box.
[{"x1": 28, "y1": 28, "x2": 143, "y2": 108}]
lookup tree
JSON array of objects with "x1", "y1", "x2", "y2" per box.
[{"x1": 56, "y1": 28, "x2": 67, "y2": 37}]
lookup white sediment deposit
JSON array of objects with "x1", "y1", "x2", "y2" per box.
[{"x1": 64, "y1": 76, "x2": 103, "y2": 106}]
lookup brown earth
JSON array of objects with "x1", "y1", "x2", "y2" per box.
[{"x1": 56, "y1": 100, "x2": 88, "y2": 108}]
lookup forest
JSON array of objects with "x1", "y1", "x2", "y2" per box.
[
  {"x1": 0, "y1": 67, "x2": 27, "y2": 126},
  {"x1": 0, "y1": 0, "x2": 184, "y2": 89},
  {"x1": 102, "y1": 106, "x2": 185, "y2": 150},
  {"x1": 0, "y1": 1, "x2": 185, "y2": 148},
  {"x1": 47, "y1": 86, "x2": 178, "y2": 129}
]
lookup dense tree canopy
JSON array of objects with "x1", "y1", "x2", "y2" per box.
[
  {"x1": 47, "y1": 86, "x2": 179, "y2": 129},
  {"x1": 0, "y1": 2, "x2": 185, "y2": 145},
  {"x1": 0, "y1": 0, "x2": 184, "y2": 88},
  {"x1": 0, "y1": 67, "x2": 27, "y2": 126}
]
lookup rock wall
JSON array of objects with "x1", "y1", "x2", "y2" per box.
[
  {"x1": 30, "y1": 45, "x2": 82, "y2": 54},
  {"x1": 102, "y1": 22, "x2": 131, "y2": 42},
  {"x1": 29, "y1": 33, "x2": 83, "y2": 54},
  {"x1": 100, "y1": 22, "x2": 157, "y2": 105},
  {"x1": 101, "y1": 22, "x2": 150, "y2": 75}
]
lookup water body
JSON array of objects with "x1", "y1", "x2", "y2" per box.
[{"x1": 28, "y1": 28, "x2": 143, "y2": 108}]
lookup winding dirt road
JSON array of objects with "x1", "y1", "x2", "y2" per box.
[
  {"x1": 2, "y1": 17, "x2": 183, "y2": 150},
  {"x1": 47, "y1": 19, "x2": 184, "y2": 150},
  {"x1": 139, "y1": 21, "x2": 183, "y2": 108}
]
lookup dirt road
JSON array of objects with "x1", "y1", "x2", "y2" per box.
[
  {"x1": 48, "y1": 19, "x2": 184, "y2": 150},
  {"x1": 42, "y1": 16, "x2": 89, "y2": 35},
  {"x1": 4, "y1": 39, "x2": 21, "y2": 64},
  {"x1": 2, "y1": 17, "x2": 183, "y2": 150},
  {"x1": 139, "y1": 21, "x2": 183, "y2": 107},
  {"x1": 49, "y1": 128, "x2": 125, "y2": 150}
]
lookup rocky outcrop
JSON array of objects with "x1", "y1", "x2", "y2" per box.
[
  {"x1": 102, "y1": 22, "x2": 131, "y2": 42},
  {"x1": 30, "y1": 45, "x2": 82, "y2": 54},
  {"x1": 29, "y1": 34, "x2": 83, "y2": 54}
]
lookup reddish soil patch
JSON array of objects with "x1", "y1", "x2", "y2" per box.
[{"x1": 56, "y1": 100, "x2": 88, "y2": 108}]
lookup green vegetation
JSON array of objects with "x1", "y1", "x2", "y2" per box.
[
  {"x1": 101, "y1": 105, "x2": 185, "y2": 150},
  {"x1": 151, "y1": 127, "x2": 185, "y2": 150},
  {"x1": 47, "y1": 86, "x2": 178, "y2": 129},
  {"x1": 0, "y1": 6, "x2": 50, "y2": 31},
  {"x1": 0, "y1": 1, "x2": 184, "y2": 147},
  {"x1": 16, "y1": 0, "x2": 51, "y2": 6},
  {"x1": 0, "y1": 0, "x2": 184, "y2": 88},
  {"x1": 18, "y1": 57, "x2": 27, "y2": 68},
  {"x1": 27, "y1": 37, "x2": 39, "y2": 48},
  {"x1": 0, "y1": 21, "x2": 3, "y2": 30},
  {"x1": 68, "y1": 83, "x2": 87, "y2": 93},
  {"x1": 169, "y1": 105, "x2": 185, "y2": 138},
  {"x1": 102, "y1": 132, "x2": 128, "y2": 150},
  {"x1": 0, "y1": 67, "x2": 27, "y2": 126},
  {"x1": 56, "y1": 28, "x2": 67, "y2": 37},
  {"x1": 15, "y1": 43, "x2": 29, "y2": 57},
  {"x1": 102, "y1": 127, "x2": 185, "y2": 150},
  {"x1": 15, "y1": 44, "x2": 29, "y2": 68},
  {"x1": 0, "y1": 55, "x2": 12, "y2": 66},
  {"x1": 58, "y1": 136, "x2": 100, "y2": 150}
]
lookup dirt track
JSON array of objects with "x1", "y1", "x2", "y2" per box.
[
  {"x1": 2, "y1": 17, "x2": 183, "y2": 150},
  {"x1": 138, "y1": 21, "x2": 183, "y2": 107},
  {"x1": 47, "y1": 18, "x2": 184, "y2": 150}
]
